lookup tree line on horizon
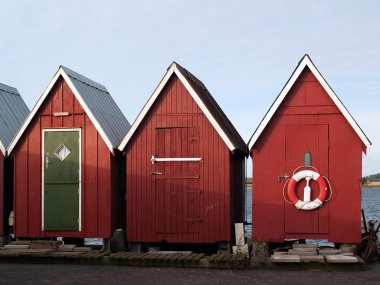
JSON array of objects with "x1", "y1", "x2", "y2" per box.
[{"x1": 362, "y1": 173, "x2": 380, "y2": 184}]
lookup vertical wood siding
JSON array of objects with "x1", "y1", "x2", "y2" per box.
[
  {"x1": 126, "y1": 74, "x2": 243, "y2": 243},
  {"x1": 13, "y1": 77, "x2": 118, "y2": 238},
  {"x1": 252, "y1": 67, "x2": 362, "y2": 243}
]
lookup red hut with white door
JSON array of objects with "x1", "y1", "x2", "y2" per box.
[
  {"x1": 8, "y1": 66, "x2": 130, "y2": 239},
  {"x1": 118, "y1": 62, "x2": 248, "y2": 246},
  {"x1": 0, "y1": 83, "x2": 29, "y2": 240},
  {"x1": 248, "y1": 55, "x2": 371, "y2": 243}
]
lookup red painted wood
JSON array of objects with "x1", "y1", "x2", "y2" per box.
[
  {"x1": 12, "y1": 76, "x2": 121, "y2": 238},
  {"x1": 251, "y1": 67, "x2": 364, "y2": 243},
  {"x1": 123, "y1": 74, "x2": 244, "y2": 243}
]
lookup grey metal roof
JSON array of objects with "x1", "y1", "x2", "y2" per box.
[
  {"x1": 0, "y1": 83, "x2": 29, "y2": 150},
  {"x1": 61, "y1": 66, "x2": 131, "y2": 148},
  {"x1": 175, "y1": 63, "x2": 249, "y2": 155}
]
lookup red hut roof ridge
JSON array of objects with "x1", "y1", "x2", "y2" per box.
[
  {"x1": 119, "y1": 62, "x2": 248, "y2": 155},
  {"x1": 247, "y1": 54, "x2": 371, "y2": 151}
]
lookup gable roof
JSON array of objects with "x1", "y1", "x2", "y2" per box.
[
  {"x1": 118, "y1": 62, "x2": 248, "y2": 155},
  {"x1": 247, "y1": 54, "x2": 371, "y2": 151},
  {"x1": 0, "y1": 83, "x2": 29, "y2": 156},
  {"x1": 8, "y1": 66, "x2": 130, "y2": 154}
]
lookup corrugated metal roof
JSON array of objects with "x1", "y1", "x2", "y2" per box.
[
  {"x1": 175, "y1": 63, "x2": 249, "y2": 155},
  {"x1": 0, "y1": 83, "x2": 29, "y2": 151},
  {"x1": 61, "y1": 66, "x2": 131, "y2": 148}
]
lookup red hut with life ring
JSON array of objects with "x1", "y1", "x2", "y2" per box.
[
  {"x1": 118, "y1": 62, "x2": 248, "y2": 247},
  {"x1": 7, "y1": 66, "x2": 130, "y2": 241},
  {"x1": 247, "y1": 55, "x2": 371, "y2": 243}
]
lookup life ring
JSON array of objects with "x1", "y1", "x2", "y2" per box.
[{"x1": 286, "y1": 170, "x2": 328, "y2": 210}]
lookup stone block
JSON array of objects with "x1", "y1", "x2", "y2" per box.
[
  {"x1": 234, "y1": 223, "x2": 245, "y2": 246},
  {"x1": 30, "y1": 240, "x2": 62, "y2": 249},
  {"x1": 293, "y1": 243, "x2": 317, "y2": 249},
  {"x1": 57, "y1": 244, "x2": 76, "y2": 252},
  {"x1": 10, "y1": 240, "x2": 31, "y2": 245},
  {"x1": 339, "y1": 244, "x2": 357, "y2": 254},
  {"x1": 232, "y1": 244, "x2": 249, "y2": 258},
  {"x1": 4, "y1": 244, "x2": 30, "y2": 249},
  {"x1": 318, "y1": 249, "x2": 341, "y2": 255},
  {"x1": 300, "y1": 255, "x2": 325, "y2": 263},
  {"x1": 288, "y1": 249, "x2": 317, "y2": 256},
  {"x1": 325, "y1": 255, "x2": 358, "y2": 263},
  {"x1": 73, "y1": 247, "x2": 92, "y2": 252},
  {"x1": 271, "y1": 255, "x2": 300, "y2": 263}
]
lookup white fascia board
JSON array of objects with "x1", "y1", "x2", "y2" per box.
[
  {"x1": 248, "y1": 55, "x2": 371, "y2": 150},
  {"x1": 60, "y1": 70, "x2": 115, "y2": 153},
  {"x1": 7, "y1": 67, "x2": 116, "y2": 155},
  {"x1": 247, "y1": 59, "x2": 307, "y2": 150},
  {"x1": 174, "y1": 66, "x2": 236, "y2": 152},
  {"x1": 118, "y1": 64, "x2": 176, "y2": 151},
  {"x1": 7, "y1": 69, "x2": 62, "y2": 155},
  {"x1": 118, "y1": 63, "x2": 237, "y2": 152},
  {"x1": 0, "y1": 141, "x2": 5, "y2": 156},
  {"x1": 304, "y1": 57, "x2": 371, "y2": 148}
]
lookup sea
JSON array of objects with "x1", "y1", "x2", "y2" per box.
[
  {"x1": 86, "y1": 187, "x2": 380, "y2": 246},
  {"x1": 244, "y1": 187, "x2": 380, "y2": 243}
]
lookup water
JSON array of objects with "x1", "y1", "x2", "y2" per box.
[
  {"x1": 87, "y1": 187, "x2": 380, "y2": 246},
  {"x1": 244, "y1": 187, "x2": 380, "y2": 241}
]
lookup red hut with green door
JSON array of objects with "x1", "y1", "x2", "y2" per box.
[
  {"x1": 0, "y1": 83, "x2": 29, "y2": 242},
  {"x1": 118, "y1": 62, "x2": 248, "y2": 247},
  {"x1": 8, "y1": 66, "x2": 130, "y2": 240},
  {"x1": 247, "y1": 55, "x2": 371, "y2": 243}
]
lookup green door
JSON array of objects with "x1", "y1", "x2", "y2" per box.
[{"x1": 43, "y1": 130, "x2": 80, "y2": 231}]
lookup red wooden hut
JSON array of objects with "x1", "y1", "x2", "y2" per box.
[
  {"x1": 118, "y1": 62, "x2": 248, "y2": 246},
  {"x1": 0, "y1": 83, "x2": 29, "y2": 241},
  {"x1": 7, "y1": 66, "x2": 130, "y2": 240},
  {"x1": 247, "y1": 55, "x2": 371, "y2": 243}
]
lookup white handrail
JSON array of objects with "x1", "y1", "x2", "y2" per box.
[{"x1": 151, "y1": 156, "x2": 203, "y2": 164}]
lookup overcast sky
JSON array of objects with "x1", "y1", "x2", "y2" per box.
[{"x1": 0, "y1": 0, "x2": 379, "y2": 175}]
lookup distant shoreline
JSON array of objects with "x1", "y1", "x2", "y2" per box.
[{"x1": 362, "y1": 185, "x2": 380, "y2": 189}]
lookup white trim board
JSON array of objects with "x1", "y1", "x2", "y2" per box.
[
  {"x1": 247, "y1": 54, "x2": 372, "y2": 151},
  {"x1": 7, "y1": 66, "x2": 115, "y2": 155},
  {"x1": 0, "y1": 141, "x2": 5, "y2": 156},
  {"x1": 118, "y1": 63, "x2": 236, "y2": 152},
  {"x1": 41, "y1": 128, "x2": 82, "y2": 231}
]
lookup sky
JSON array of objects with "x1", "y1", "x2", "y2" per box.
[{"x1": 0, "y1": 0, "x2": 379, "y2": 176}]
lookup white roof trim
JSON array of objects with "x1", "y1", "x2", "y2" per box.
[
  {"x1": 248, "y1": 55, "x2": 371, "y2": 150},
  {"x1": 0, "y1": 140, "x2": 5, "y2": 156},
  {"x1": 7, "y1": 67, "x2": 115, "y2": 154},
  {"x1": 118, "y1": 63, "x2": 236, "y2": 151}
]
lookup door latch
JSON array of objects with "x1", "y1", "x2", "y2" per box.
[
  {"x1": 278, "y1": 173, "x2": 289, "y2": 182},
  {"x1": 152, "y1": 171, "x2": 162, "y2": 175}
]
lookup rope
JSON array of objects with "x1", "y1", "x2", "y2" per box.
[
  {"x1": 292, "y1": 165, "x2": 320, "y2": 176},
  {"x1": 323, "y1": 176, "x2": 333, "y2": 202},
  {"x1": 282, "y1": 179, "x2": 293, "y2": 204}
]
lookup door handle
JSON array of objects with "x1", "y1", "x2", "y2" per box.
[
  {"x1": 45, "y1": 155, "x2": 50, "y2": 169},
  {"x1": 152, "y1": 171, "x2": 162, "y2": 175}
]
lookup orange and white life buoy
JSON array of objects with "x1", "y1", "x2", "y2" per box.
[{"x1": 286, "y1": 170, "x2": 329, "y2": 211}]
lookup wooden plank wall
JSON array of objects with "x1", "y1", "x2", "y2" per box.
[
  {"x1": 13, "y1": 77, "x2": 114, "y2": 238},
  {"x1": 252, "y1": 67, "x2": 363, "y2": 243},
  {"x1": 126, "y1": 74, "x2": 235, "y2": 243}
]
